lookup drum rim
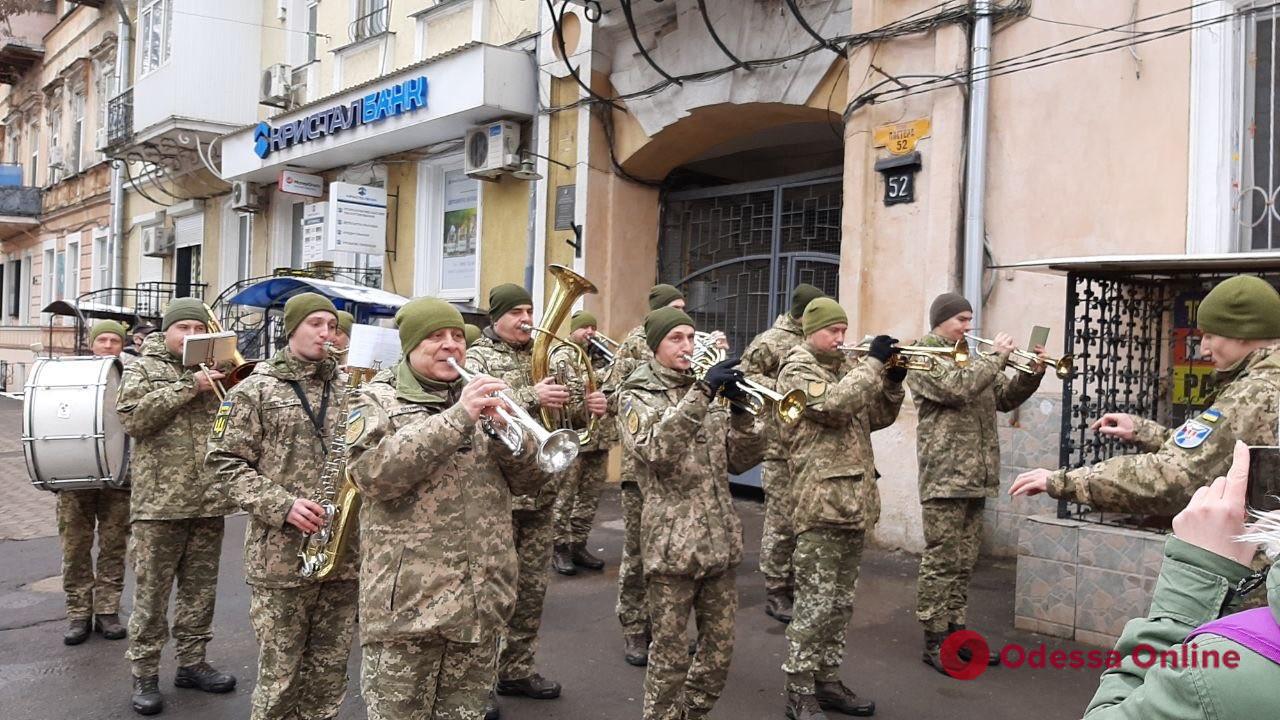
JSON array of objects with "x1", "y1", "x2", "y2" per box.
[{"x1": 24, "y1": 355, "x2": 126, "y2": 489}]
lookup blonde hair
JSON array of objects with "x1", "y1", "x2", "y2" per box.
[{"x1": 1240, "y1": 508, "x2": 1280, "y2": 560}]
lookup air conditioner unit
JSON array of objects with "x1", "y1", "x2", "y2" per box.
[
  {"x1": 231, "y1": 180, "x2": 263, "y2": 212},
  {"x1": 464, "y1": 121, "x2": 521, "y2": 178},
  {"x1": 260, "y1": 64, "x2": 291, "y2": 109},
  {"x1": 141, "y1": 225, "x2": 174, "y2": 257}
]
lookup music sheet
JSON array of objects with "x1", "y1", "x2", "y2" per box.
[{"x1": 347, "y1": 324, "x2": 401, "y2": 371}]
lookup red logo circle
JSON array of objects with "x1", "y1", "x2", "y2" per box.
[{"x1": 938, "y1": 630, "x2": 990, "y2": 680}]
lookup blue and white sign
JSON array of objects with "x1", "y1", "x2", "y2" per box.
[
  {"x1": 254, "y1": 76, "x2": 428, "y2": 159},
  {"x1": 326, "y1": 183, "x2": 387, "y2": 255}
]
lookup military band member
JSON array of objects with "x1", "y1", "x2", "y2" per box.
[
  {"x1": 117, "y1": 298, "x2": 238, "y2": 716},
  {"x1": 551, "y1": 310, "x2": 611, "y2": 576},
  {"x1": 777, "y1": 299, "x2": 901, "y2": 719},
  {"x1": 346, "y1": 298, "x2": 546, "y2": 720},
  {"x1": 205, "y1": 293, "x2": 359, "y2": 720},
  {"x1": 122, "y1": 322, "x2": 155, "y2": 363},
  {"x1": 907, "y1": 293, "x2": 1045, "y2": 674},
  {"x1": 58, "y1": 320, "x2": 132, "y2": 646},
  {"x1": 333, "y1": 310, "x2": 354, "y2": 351},
  {"x1": 465, "y1": 323, "x2": 482, "y2": 347},
  {"x1": 1012, "y1": 275, "x2": 1280, "y2": 514},
  {"x1": 603, "y1": 283, "x2": 687, "y2": 667},
  {"x1": 739, "y1": 283, "x2": 826, "y2": 624},
  {"x1": 466, "y1": 283, "x2": 571, "y2": 706},
  {"x1": 619, "y1": 307, "x2": 763, "y2": 720}
]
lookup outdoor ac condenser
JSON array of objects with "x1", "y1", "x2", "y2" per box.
[
  {"x1": 141, "y1": 225, "x2": 174, "y2": 258},
  {"x1": 464, "y1": 121, "x2": 521, "y2": 179},
  {"x1": 231, "y1": 181, "x2": 263, "y2": 213},
  {"x1": 260, "y1": 64, "x2": 291, "y2": 109}
]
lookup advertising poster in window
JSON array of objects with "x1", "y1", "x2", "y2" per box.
[
  {"x1": 441, "y1": 169, "x2": 477, "y2": 293},
  {"x1": 1172, "y1": 289, "x2": 1214, "y2": 408}
]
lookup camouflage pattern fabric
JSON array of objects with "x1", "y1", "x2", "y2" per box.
[
  {"x1": 906, "y1": 333, "x2": 1043, "y2": 501},
  {"x1": 346, "y1": 364, "x2": 544, "y2": 646},
  {"x1": 782, "y1": 528, "x2": 865, "y2": 694},
  {"x1": 117, "y1": 332, "x2": 235, "y2": 521},
  {"x1": 776, "y1": 345, "x2": 903, "y2": 536},
  {"x1": 601, "y1": 325, "x2": 650, "y2": 400},
  {"x1": 915, "y1": 498, "x2": 984, "y2": 633},
  {"x1": 1048, "y1": 347, "x2": 1280, "y2": 514},
  {"x1": 56, "y1": 488, "x2": 130, "y2": 619},
  {"x1": 126, "y1": 517, "x2": 225, "y2": 677},
  {"x1": 247, "y1": 580, "x2": 358, "y2": 720},
  {"x1": 552, "y1": 449, "x2": 608, "y2": 547},
  {"x1": 645, "y1": 571, "x2": 738, "y2": 720},
  {"x1": 361, "y1": 632, "x2": 499, "y2": 720},
  {"x1": 498, "y1": 507, "x2": 555, "y2": 681},
  {"x1": 616, "y1": 480, "x2": 650, "y2": 636},
  {"x1": 205, "y1": 349, "x2": 359, "y2": 588},
  {"x1": 739, "y1": 314, "x2": 804, "y2": 460}
]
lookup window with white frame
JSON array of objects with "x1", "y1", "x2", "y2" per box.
[
  {"x1": 91, "y1": 228, "x2": 110, "y2": 290},
  {"x1": 28, "y1": 116, "x2": 39, "y2": 187},
  {"x1": 237, "y1": 213, "x2": 253, "y2": 281},
  {"x1": 139, "y1": 0, "x2": 173, "y2": 77},
  {"x1": 69, "y1": 85, "x2": 85, "y2": 173},
  {"x1": 307, "y1": 1, "x2": 319, "y2": 62},
  {"x1": 64, "y1": 236, "x2": 80, "y2": 300},
  {"x1": 45, "y1": 102, "x2": 60, "y2": 183},
  {"x1": 416, "y1": 157, "x2": 480, "y2": 299},
  {"x1": 353, "y1": 0, "x2": 390, "y2": 41},
  {"x1": 1237, "y1": 2, "x2": 1280, "y2": 249},
  {"x1": 6, "y1": 124, "x2": 19, "y2": 169},
  {"x1": 95, "y1": 59, "x2": 114, "y2": 160},
  {"x1": 41, "y1": 246, "x2": 55, "y2": 309}
]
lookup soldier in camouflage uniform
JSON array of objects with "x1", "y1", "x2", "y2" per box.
[
  {"x1": 1013, "y1": 274, "x2": 1280, "y2": 518},
  {"x1": 117, "y1": 298, "x2": 238, "y2": 716},
  {"x1": 619, "y1": 307, "x2": 763, "y2": 720},
  {"x1": 550, "y1": 310, "x2": 612, "y2": 576},
  {"x1": 58, "y1": 320, "x2": 132, "y2": 646},
  {"x1": 601, "y1": 283, "x2": 687, "y2": 666},
  {"x1": 777, "y1": 298, "x2": 902, "y2": 720},
  {"x1": 346, "y1": 297, "x2": 547, "y2": 720},
  {"x1": 205, "y1": 294, "x2": 359, "y2": 720},
  {"x1": 907, "y1": 292, "x2": 1045, "y2": 674},
  {"x1": 739, "y1": 283, "x2": 826, "y2": 624},
  {"x1": 466, "y1": 283, "x2": 570, "y2": 706}
]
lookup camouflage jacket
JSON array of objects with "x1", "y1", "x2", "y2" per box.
[
  {"x1": 205, "y1": 349, "x2": 358, "y2": 588},
  {"x1": 549, "y1": 339, "x2": 615, "y2": 453},
  {"x1": 740, "y1": 314, "x2": 805, "y2": 460},
  {"x1": 1049, "y1": 347, "x2": 1280, "y2": 514},
  {"x1": 906, "y1": 333, "x2": 1045, "y2": 500},
  {"x1": 601, "y1": 325, "x2": 649, "y2": 397},
  {"x1": 778, "y1": 344, "x2": 904, "y2": 535},
  {"x1": 346, "y1": 362, "x2": 545, "y2": 644},
  {"x1": 117, "y1": 333, "x2": 235, "y2": 521},
  {"x1": 619, "y1": 360, "x2": 763, "y2": 578}
]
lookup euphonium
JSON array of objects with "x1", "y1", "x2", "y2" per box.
[{"x1": 528, "y1": 264, "x2": 602, "y2": 444}]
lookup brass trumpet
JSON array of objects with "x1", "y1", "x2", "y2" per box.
[
  {"x1": 963, "y1": 334, "x2": 1075, "y2": 379},
  {"x1": 841, "y1": 338, "x2": 970, "y2": 371},
  {"x1": 684, "y1": 331, "x2": 806, "y2": 425}
]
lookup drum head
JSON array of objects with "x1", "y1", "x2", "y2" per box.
[{"x1": 24, "y1": 356, "x2": 128, "y2": 490}]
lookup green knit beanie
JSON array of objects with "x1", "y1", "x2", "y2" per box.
[
  {"x1": 790, "y1": 283, "x2": 826, "y2": 318},
  {"x1": 396, "y1": 297, "x2": 464, "y2": 355},
  {"x1": 336, "y1": 310, "x2": 354, "y2": 336},
  {"x1": 645, "y1": 307, "x2": 695, "y2": 352},
  {"x1": 284, "y1": 292, "x2": 338, "y2": 337},
  {"x1": 89, "y1": 320, "x2": 128, "y2": 344},
  {"x1": 648, "y1": 284, "x2": 684, "y2": 311},
  {"x1": 464, "y1": 323, "x2": 482, "y2": 346},
  {"x1": 489, "y1": 283, "x2": 533, "y2": 321},
  {"x1": 161, "y1": 297, "x2": 209, "y2": 331},
  {"x1": 1197, "y1": 275, "x2": 1280, "y2": 339},
  {"x1": 802, "y1": 297, "x2": 849, "y2": 336},
  {"x1": 571, "y1": 310, "x2": 597, "y2": 332}
]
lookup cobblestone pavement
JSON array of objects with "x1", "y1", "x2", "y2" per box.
[{"x1": 0, "y1": 397, "x2": 57, "y2": 541}]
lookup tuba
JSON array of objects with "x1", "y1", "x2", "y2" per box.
[{"x1": 528, "y1": 264, "x2": 602, "y2": 444}]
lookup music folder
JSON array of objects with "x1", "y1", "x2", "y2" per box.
[{"x1": 181, "y1": 331, "x2": 239, "y2": 368}]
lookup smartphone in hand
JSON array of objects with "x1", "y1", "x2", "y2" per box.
[{"x1": 1247, "y1": 446, "x2": 1280, "y2": 513}]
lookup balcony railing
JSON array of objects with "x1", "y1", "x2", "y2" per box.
[
  {"x1": 350, "y1": 4, "x2": 390, "y2": 43},
  {"x1": 106, "y1": 87, "x2": 133, "y2": 150}
]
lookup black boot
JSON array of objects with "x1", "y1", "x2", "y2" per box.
[
  {"x1": 624, "y1": 632, "x2": 649, "y2": 667},
  {"x1": 63, "y1": 618, "x2": 91, "y2": 646},
  {"x1": 765, "y1": 589, "x2": 794, "y2": 624},
  {"x1": 922, "y1": 631, "x2": 949, "y2": 675},
  {"x1": 570, "y1": 543, "x2": 605, "y2": 570},
  {"x1": 949, "y1": 623, "x2": 999, "y2": 666},
  {"x1": 815, "y1": 680, "x2": 875, "y2": 716},
  {"x1": 131, "y1": 675, "x2": 163, "y2": 716},
  {"x1": 483, "y1": 688, "x2": 500, "y2": 720},
  {"x1": 552, "y1": 544, "x2": 577, "y2": 576},
  {"x1": 95, "y1": 613, "x2": 127, "y2": 640},
  {"x1": 174, "y1": 662, "x2": 237, "y2": 693},
  {"x1": 495, "y1": 673, "x2": 561, "y2": 699},
  {"x1": 785, "y1": 690, "x2": 829, "y2": 720}
]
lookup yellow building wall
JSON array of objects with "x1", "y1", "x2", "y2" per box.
[
  {"x1": 422, "y1": 6, "x2": 473, "y2": 58},
  {"x1": 383, "y1": 163, "x2": 417, "y2": 299},
  {"x1": 487, "y1": 0, "x2": 537, "y2": 45},
  {"x1": 479, "y1": 175, "x2": 531, "y2": 304}
]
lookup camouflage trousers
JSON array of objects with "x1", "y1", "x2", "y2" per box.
[
  {"x1": 552, "y1": 449, "x2": 608, "y2": 547},
  {"x1": 616, "y1": 480, "x2": 650, "y2": 636},
  {"x1": 783, "y1": 528, "x2": 865, "y2": 694},
  {"x1": 247, "y1": 580, "x2": 359, "y2": 720},
  {"x1": 758, "y1": 459, "x2": 795, "y2": 594},
  {"x1": 644, "y1": 571, "x2": 737, "y2": 720},
  {"x1": 916, "y1": 498, "x2": 984, "y2": 633},
  {"x1": 497, "y1": 506, "x2": 554, "y2": 681},
  {"x1": 56, "y1": 488, "x2": 130, "y2": 620},
  {"x1": 126, "y1": 516, "x2": 225, "y2": 677},
  {"x1": 362, "y1": 632, "x2": 499, "y2": 720}
]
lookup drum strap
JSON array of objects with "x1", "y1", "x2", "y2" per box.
[{"x1": 286, "y1": 379, "x2": 331, "y2": 454}]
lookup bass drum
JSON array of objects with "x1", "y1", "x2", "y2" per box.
[{"x1": 23, "y1": 356, "x2": 130, "y2": 492}]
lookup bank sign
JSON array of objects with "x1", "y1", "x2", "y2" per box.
[{"x1": 253, "y1": 76, "x2": 428, "y2": 159}]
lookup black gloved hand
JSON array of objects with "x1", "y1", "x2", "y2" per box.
[
  {"x1": 867, "y1": 335, "x2": 899, "y2": 364},
  {"x1": 701, "y1": 358, "x2": 743, "y2": 399},
  {"x1": 886, "y1": 365, "x2": 908, "y2": 384}
]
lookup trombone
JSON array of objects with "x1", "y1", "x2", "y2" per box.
[
  {"x1": 685, "y1": 331, "x2": 806, "y2": 425},
  {"x1": 963, "y1": 334, "x2": 1075, "y2": 379},
  {"x1": 446, "y1": 357, "x2": 580, "y2": 473},
  {"x1": 586, "y1": 331, "x2": 620, "y2": 364},
  {"x1": 841, "y1": 338, "x2": 970, "y2": 371}
]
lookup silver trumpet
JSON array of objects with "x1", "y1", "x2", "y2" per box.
[{"x1": 446, "y1": 357, "x2": 580, "y2": 473}]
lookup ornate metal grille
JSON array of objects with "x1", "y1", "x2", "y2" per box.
[{"x1": 1237, "y1": 3, "x2": 1280, "y2": 249}]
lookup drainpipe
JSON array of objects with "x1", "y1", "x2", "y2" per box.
[
  {"x1": 110, "y1": 0, "x2": 132, "y2": 305},
  {"x1": 962, "y1": 0, "x2": 992, "y2": 334}
]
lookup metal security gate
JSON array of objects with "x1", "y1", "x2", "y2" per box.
[{"x1": 658, "y1": 169, "x2": 842, "y2": 355}]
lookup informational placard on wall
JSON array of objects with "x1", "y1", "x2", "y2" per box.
[
  {"x1": 326, "y1": 182, "x2": 387, "y2": 255},
  {"x1": 440, "y1": 169, "x2": 478, "y2": 293},
  {"x1": 301, "y1": 202, "x2": 329, "y2": 263}
]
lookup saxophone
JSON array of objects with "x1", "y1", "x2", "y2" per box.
[{"x1": 298, "y1": 347, "x2": 368, "y2": 580}]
